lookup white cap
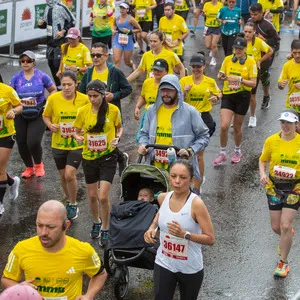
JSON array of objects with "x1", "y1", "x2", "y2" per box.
[{"x1": 278, "y1": 111, "x2": 299, "y2": 123}]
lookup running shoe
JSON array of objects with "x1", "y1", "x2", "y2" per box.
[
  {"x1": 21, "y1": 167, "x2": 35, "y2": 178},
  {"x1": 66, "y1": 203, "x2": 79, "y2": 220},
  {"x1": 209, "y1": 57, "x2": 216, "y2": 66},
  {"x1": 231, "y1": 152, "x2": 242, "y2": 164},
  {"x1": 99, "y1": 230, "x2": 109, "y2": 247},
  {"x1": 214, "y1": 153, "x2": 227, "y2": 165},
  {"x1": 200, "y1": 176, "x2": 206, "y2": 194},
  {"x1": 261, "y1": 96, "x2": 271, "y2": 109},
  {"x1": 119, "y1": 152, "x2": 129, "y2": 176},
  {"x1": 248, "y1": 116, "x2": 257, "y2": 128},
  {"x1": 289, "y1": 21, "x2": 295, "y2": 28},
  {"x1": 209, "y1": 50, "x2": 212, "y2": 57},
  {"x1": 274, "y1": 260, "x2": 290, "y2": 277},
  {"x1": 0, "y1": 202, "x2": 4, "y2": 217},
  {"x1": 190, "y1": 28, "x2": 195, "y2": 35},
  {"x1": 35, "y1": 163, "x2": 45, "y2": 177},
  {"x1": 8, "y1": 176, "x2": 20, "y2": 201},
  {"x1": 90, "y1": 222, "x2": 101, "y2": 239}
]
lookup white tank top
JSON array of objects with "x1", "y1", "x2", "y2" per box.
[{"x1": 155, "y1": 191, "x2": 203, "y2": 274}]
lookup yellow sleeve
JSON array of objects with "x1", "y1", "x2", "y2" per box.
[
  {"x1": 138, "y1": 53, "x2": 147, "y2": 71},
  {"x1": 73, "y1": 107, "x2": 85, "y2": 129},
  {"x1": 249, "y1": 60, "x2": 258, "y2": 78},
  {"x1": 83, "y1": 46, "x2": 92, "y2": 65},
  {"x1": 278, "y1": 63, "x2": 288, "y2": 82},
  {"x1": 203, "y1": 3, "x2": 208, "y2": 14},
  {"x1": 141, "y1": 81, "x2": 147, "y2": 98},
  {"x1": 3, "y1": 244, "x2": 23, "y2": 282},
  {"x1": 211, "y1": 79, "x2": 221, "y2": 95},
  {"x1": 180, "y1": 18, "x2": 188, "y2": 33},
  {"x1": 220, "y1": 57, "x2": 228, "y2": 74},
  {"x1": 10, "y1": 88, "x2": 21, "y2": 106},
  {"x1": 42, "y1": 97, "x2": 53, "y2": 117},
  {"x1": 150, "y1": 0, "x2": 156, "y2": 5},
  {"x1": 173, "y1": 53, "x2": 181, "y2": 65},
  {"x1": 179, "y1": 77, "x2": 185, "y2": 91},
  {"x1": 114, "y1": 108, "x2": 122, "y2": 127},
  {"x1": 84, "y1": 244, "x2": 101, "y2": 278},
  {"x1": 259, "y1": 137, "x2": 271, "y2": 161},
  {"x1": 260, "y1": 40, "x2": 270, "y2": 54}
]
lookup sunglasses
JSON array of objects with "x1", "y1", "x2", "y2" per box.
[
  {"x1": 21, "y1": 59, "x2": 34, "y2": 64},
  {"x1": 91, "y1": 53, "x2": 104, "y2": 58}
]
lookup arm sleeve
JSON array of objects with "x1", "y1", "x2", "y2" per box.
[
  {"x1": 211, "y1": 79, "x2": 221, "y2": 95},
  {"x1": 84, "y1": 244, "x2": 101, "y2": 278},
  {"x1": 138, "y1": 54, "x2": 147, "y2": 71},
  {"x1": 278, "y1": 63, "x2": 288, "y2": 82},
  {"x1": 43, "y1": 97, "x2": 53, "y2": 117},
  {"x1": 3, "y1": 244, "x2": 23, "y2": 282},
  {"x1": 260, "y1": 40, "x2": 270, "y2": 53},
  {"x1": 259, "y1": 138, "x2": 271, "y2": 161},
  {"x1": 79, "y1": 73, "x2": 88, "y2": 94},
  {"x1": 73, "y1": 107, "x2": 84, "y2": 129},
  {"x1": 112, "y1": 68, "x2": 133, "y2": 100},
  {"x1": 42, "y1": 73, "x2": 54, "y2": 89},
  {"x1": 9, "y1": 75, "x2": 17, "y2": 89},
  {"x1": 114, "y1": 108, "x2": 122, "y2": 127},
  {"x1": 10, "y1": 88, "x2": 21, "y2": 106}
]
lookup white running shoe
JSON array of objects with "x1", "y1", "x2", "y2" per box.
[
  {"x1": 0, "y1": 202, "x2": 4, "y2": 217},
  {"x1": 209, "y1": 50, "x2": 212, "y2": 57},
  {"x1": 209, "y1": 57, "x2": 216, "y2": 66},
  {"x1": 200, "y1": 176, "x2": 206, "y2": 194},
  {"x1": 8, "y1": 176, "x2": 20, "y2": 201},
  {"x1": 248, "y1": 116, "x2": 257, "y2": 128}
]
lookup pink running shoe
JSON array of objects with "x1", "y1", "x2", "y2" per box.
[
  {"x1": 35, "y1": 162, "x2": 45, "y2": 177},
  {"x1": 213, "y1": 153, "x2": 227, "y2": 165},
  {"x1": 21, "y1": 167, "x2": 35, "y2": 178},
  {"x1": 231, "y1": 152, "x2": 242, "y2": 163}
]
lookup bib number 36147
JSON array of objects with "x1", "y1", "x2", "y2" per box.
[{"x1": 161, "y1": 232, "x2": 188, "y2": 260}]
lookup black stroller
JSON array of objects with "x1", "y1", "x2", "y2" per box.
[{"x1": 104, "y1": 163, "x2": 169, "y2": 299}]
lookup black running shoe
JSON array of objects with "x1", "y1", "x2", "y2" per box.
[
  {"x1": 90, "y1": 222, "x2": 101, "y2": 239},
  {"x1": 99, "y1": 230, "x2": 109, "y2": 247},
  {"x1": 261, "y1": 96, "x2": 271, "y2": 109}
]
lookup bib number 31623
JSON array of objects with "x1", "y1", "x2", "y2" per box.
[{"x1": 161, "y1": 232, "x2": 188, "y2": 260}]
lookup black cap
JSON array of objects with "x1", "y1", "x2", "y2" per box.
[
  {"x1": 233, "y1": 37, "x2": 247, "y2": 49},
  {"x1": 152, "y1": 59, "x2": 169, "y2": 72},
  {"x1": 189, "y1": 54, "x2": 205, "y2": 66},
  {"x1": 86, "y1": 80, "x2": 106, "y2": 94}
]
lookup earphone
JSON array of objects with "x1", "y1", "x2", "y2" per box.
[
  {"x1": 62, "y1": 220, "x2": 67, "y2": 230},
  {"x1": 231, "y1": 54, "x2": 247, "y2": 65}
]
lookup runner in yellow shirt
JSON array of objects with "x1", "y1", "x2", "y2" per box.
[
  {"x1": 127, "y1": 30, "x2": 185, "y2": 82},
  {"x1": 43, "y1": 71, "x2": 89, "y2": 220},
  {"x1": 57, "y1": 27, "x2": 93, "y2": 83},
  {"x1": 259, "y1": 109, "x2": 300, "y2": 278},
  {"x1": 175, "y1": 0, "x2": 196, "y2": 21},
  {"x1": 0, "y1": 83, "x2": 22, "y2": 217},
  {"x1": 180, "y1": 52, "x2": 221, "y2": 194},
  {"x1": 243, "y1": 22, "x2": 273, "y2": 128},
  {"x1": 278, "y1": 39, "x2": 300, "y2": 133},
  {"x1": 159, "y1": 3, "x2": 189, "y2": 60},
  {"x1": 73, "y1": 80, "x2": 123, "y2": 246}
]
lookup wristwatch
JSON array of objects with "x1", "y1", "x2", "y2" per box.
[
  {"x1": 77, "y1": 67, "x2": 80, "y2": 72},
  {"x1": 12, "y1": 108, "x2": 17, "y2": 115},
  {"x1": 184, "y1": 231, "x2": 191, "y2": 240}
]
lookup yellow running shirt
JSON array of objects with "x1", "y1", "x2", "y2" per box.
[
  {"x1": 141, "y1": 78, "x2": 159, "y2": 109},
  {"x1": 278, "y1": 59, "x2": 300, "y2": 113},
  {"x1": 203, "y1": 1, "x2": 223, "y2": 27},
  {"x1": 180, "y1": 75, "x2": 220, "y2": 112},
  {"x1": 91, "y1": 67, "x2": 109, "y2": 85},
  {"x1": 43, "y1": 91, "x2": 89, "y2": 150},
  {"x1": 258, "y1": 0, "x2": 283, "y2": 32},
  {"x1": 138, "y1": 47, "x2": 181, "y2": 78},
  {"x1": 73, "y1": 103, "x2": 121, "y2": 160},
  {"x1": 246, "y1": 37, "x2": 270, "y2": 62},
  {"x1": 259, "y1": 132, "x2": 300, "y2": 189},
  {"x1": 132, "y1": 0, "x2": 156, "y2": 22},
  {"x1": 0, "y1": 83, "x2": 20, "y2": 138},
  {"x1": 154, "y1": 105, "x2": 177, "y2": 169},
  {"x1": 220, "y1": 54, "x2": 257, "y2": 94},
  {"x1": 3, "y1": 236, "x2": 101, "y2": 300},
  {"x1": 175, "y1": 0, "x2": 189, "y2": 11},
  {"x1": 61, "y1": 43, "x2": 92, "y2": 82},
  {"x1": 159, "y1": 14, "x2": 188, "y2": 56}
]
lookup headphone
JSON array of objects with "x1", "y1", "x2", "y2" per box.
[{"x1": 231, "y1": 54, "x2": 247, "y2": 65}]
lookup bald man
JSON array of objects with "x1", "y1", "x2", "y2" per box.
[{"x1": 1, "y1": 200, "x2": 107, "y2": 300}]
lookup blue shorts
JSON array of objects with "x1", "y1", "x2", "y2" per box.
[
  {"x1": 113, "y1": 34, "x2": 134, "y2": 51},
  {"x1": 205, "y1": 27, "x2": 221, "y2": 36}
]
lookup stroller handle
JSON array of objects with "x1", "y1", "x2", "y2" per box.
[
  {"x1": 111, "y1": 247, "x2": 146, "y2": 265},
  {"x1": 136, "y1": 144, "x2": 182, "y2": 163}
]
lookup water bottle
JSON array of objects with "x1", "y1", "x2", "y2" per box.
[{"x1": 167, "y1": 147, "x2": 176, "y2": 167}]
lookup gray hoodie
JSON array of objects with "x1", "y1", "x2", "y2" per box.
[{"x1": 139, "y1": 74, "x2": 210, "y2": 179}]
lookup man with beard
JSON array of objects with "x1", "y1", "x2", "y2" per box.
[
  {"x1": 138, "y1": 74, "x2": 210, "y2": 181},
  {"x1": 1, "y1": 200, "x2": 107, "y2": 300}
]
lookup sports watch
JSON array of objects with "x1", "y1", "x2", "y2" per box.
[{"x1": 184, "y1": 231, "x2": 191, "y2": 240}]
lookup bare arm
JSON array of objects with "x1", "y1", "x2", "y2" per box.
[
  {"x1": 259, "y1": 160, "x2": 269, "y2": 185},
  {"x1": 127, "y1": 68, "x2": 145, "y2": 82},
  {"x1": 134, "y1": 95, "x2": 146, "y2": 120},
  {"x1": 130, "y1": 16, "x2": 142, "y2": 33},
  {"x1": 43, "y1": 115, "x2": 59, "y2": 132},
  {"x1": 47, "y1": 84, "x2": 57, "y2": 95}
]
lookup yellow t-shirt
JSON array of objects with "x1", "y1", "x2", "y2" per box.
[
  {"x1": 203, "y1": 1, "x2": 223, "y2": 27},
  {"x1": 259, "y1": 133, "x2": 300, "y2": 190},
  {"x1": 3, "y1": 236, "x2": 101, "y2": 300},
  {"x1": 91, "y1": 67, "x2": 109, "y2": 86},
  {"x1": 43, "y1": 91, "x2": 89, "y2": 150},
  {"x1": 278, "y1": 59, "x2": 300, "y2": 113},
  {"x1": 133, "y1": 0, "x2": 156, "y2": 22},
  {"x1": 246, "y1": 37, "x2": 270, "y2": 62},
  {"x1": 175, "y1": 0, "x2": 189, "y2": 11},
  {"x1": 159, "y1": 15, "x2": 188, "y2": 56},
  {"x1": 220, "y1": 54, "x2": 258, "y2": 94},
  {"x1": 154, "y1": 105, "x2": 177, "y2": 169},
  {"x1": 141, "y1": 78, "x2": 159, "y2": 109},
  {"x1": 0, "y1": 83, "x2": 20, "y2": 138},
  {"x1": 138, "y1": 47, "x2": 181, "y2": 78},
  {"x1": 61, "y1": 43, "x2": 92, "y2": 82},
  {"x1": 258, "y1": 0, "x2": 283, "y2": 32},
  {"x1": 180, "y1": 75, "x2": 220, "y2": 112},
  {"x1": 73, "y1": 103, "x2": 122, "y2": 160}
]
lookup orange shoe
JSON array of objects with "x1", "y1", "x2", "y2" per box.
[
  {"x1": 21, "y1": 167, "x2": 35, "y2": 178},
  {"x1": 35, "y1": 163, "x2": 45, "y2": 177}
]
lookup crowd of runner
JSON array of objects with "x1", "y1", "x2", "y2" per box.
[{"x1": 0, "y1": 0, "x2": 300, "y2": 299}]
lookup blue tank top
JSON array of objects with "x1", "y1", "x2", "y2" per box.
[{"x1": 116, "y1": 15, "x2": 133, "y2": 34}]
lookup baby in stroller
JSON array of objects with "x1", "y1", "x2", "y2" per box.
[{"x1": 138, "y1": 188, "x2": 154, "y2": 202}]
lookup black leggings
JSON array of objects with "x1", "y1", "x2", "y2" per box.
[
  {"x1": 154, "y1": 264, "x2": 204, "y2": 300},
  {"x1": 221, "y1": 33, "x2": 236, "y2": 56},
  {"x1": 14, "y1": 114, "x2": 46, "y2": 167}
]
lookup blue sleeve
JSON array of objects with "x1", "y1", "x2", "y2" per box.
[
  {"x1": 42, "y1": 73, "x2": 54, "y2": 89},
  {"x1": 9, "y1": 74, "x2": 18, "y2": 89},
  {"x1": 217, "y1": 7, "x2": 223, "y2": 19}
]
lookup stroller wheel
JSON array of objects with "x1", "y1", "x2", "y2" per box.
[
  {"x1": 104, "y1": 249, "x2": 116, "y2": 275},
  {"x1": 114, "y1": 266, "x2": 129, "y2": 300}
]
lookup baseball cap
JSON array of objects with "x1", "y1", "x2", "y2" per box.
[
  {"x1": 66, "y1": 27, "x2": 80, "y2": 39},
  {"x1": 232, "y1": 37, "x2": 247, "y2": 49},
  {"x1": 159, "y1": 82, "x2": 176, "y2": 90},
  {"x1": 0, "y1": 284, "x2": 43, "y2": 300},
  {"x1": 119, "y1": 2, "x2": 130, "y2": 9},
  {"x1": 20, "y1": 50, "x2": 36, "y2": 61},
  {"x1": 87, "y1": 80, "x2": 106, "y2": 94},
  {"x1": 189, "y1": 54, "x2": 205, "y2": 66},
  {"x1": 278, "y1": 110, "x2": 299, "y2": 123},
  {"x1": 152, "y1": 59, "x2": 168, "y2": 71}
]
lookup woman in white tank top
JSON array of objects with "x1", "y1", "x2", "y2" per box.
[{"x1": 144, "y1": 159, "x2": 215, "y2": 300}]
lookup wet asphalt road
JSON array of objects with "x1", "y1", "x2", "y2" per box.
[{"x1": 1, "y1": 13, "x2": 300, "y2": 300}]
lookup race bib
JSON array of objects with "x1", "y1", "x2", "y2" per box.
[
  {"x1": 149, "y1": 72, "x2": 154, "y2": 78},
  {"x1": 161, "y1": 232, "x2": 188, "y2": 260},
  {"x1": 44, "y1": 297, "x2": 68, "y2": 300},
  {"x1": 289, "y1": 92, "x2": 300, "y2": 107},
  {"x1": 228, "y1": 80, "x2": 241, "y2": 90},
  {"x1": 274, "y1": 165, "x2": 296, "y2": 180},
  {"x1": 21, "y1": 97, "x2": 37, "y2": 107},
  {"x1": 118, "y1": 33, "x2": 129, "y2": 45},
  {"x1": 47, "y1": 25, "x2": 53, "y2": 36},
  {"x1": 137, "y1": 9, "x2": 146, "y2": 18},
  {"x1": 60, "y1": 122, "x2": 75, "y2": 138},
  {"x1": 175, "y1": 0, "x2": 183, "y2": 5},
  {"x1": 165, "y1": 34, "x2": 173, "y2": 43},
  {"x1": 0, "y1": 115, "x2": 3, "y2": 130},
  {"x1": 87, "y1": 134, "x2": 107, "y2": 152},
  {"x1": 154, "y1": 149, "x2": 168, "y2": 164}
]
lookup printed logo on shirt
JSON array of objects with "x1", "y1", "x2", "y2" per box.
[{"x1": 66, "y1": 267, "x2": 76, "y2": 274}]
